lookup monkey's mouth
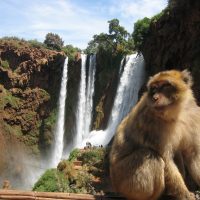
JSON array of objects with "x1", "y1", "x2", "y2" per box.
[{"x1": 152, "y1": 101, "x2": 171, "y2": 109}]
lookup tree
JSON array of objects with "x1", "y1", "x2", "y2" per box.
[
  {"x1": 85, "y1": 19, "x2": 134, "y2": 55},
  {"x1": 44, "y1": 33, "x2": 64, "y2": 50},
  {"x1": 132, "y1": 17, "x2": 151, "y2": 51}
]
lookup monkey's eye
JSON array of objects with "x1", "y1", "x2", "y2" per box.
[
  {"x1": 160, "y1": 83, "x2": 171, "y2": 89},
  {"x1": 149, "y1": 86, "x2": 157, "y2": 94}
]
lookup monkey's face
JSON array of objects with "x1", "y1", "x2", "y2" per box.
[
  {"x1": 147, "y1": 70, "x2": 192, "y2": 109},
  {"x1": 148, "y1": 80, "x2": 178, "y2": 108}
]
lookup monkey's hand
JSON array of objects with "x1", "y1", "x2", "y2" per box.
[{"x1": 179, "y1": 192, "x2": 195, "y2": 200}]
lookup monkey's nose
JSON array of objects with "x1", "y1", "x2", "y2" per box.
[{"x1": 153, "y1": 94, "x2": 159, "y2": 101}]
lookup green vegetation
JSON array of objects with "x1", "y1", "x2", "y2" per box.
[
  {"x1": 79, "y1": 148, "x2": 105, "y2": 165},
  {"x1": 22, "y1": 111, "x2": 36, "y2": 121},
  {"x1": 44, "y1": 33, "x2": 64, "y2": 50},
  {"x1": 132, "y1": 17, "x2": 151, "y2": 51},
  {"x1": 33, "y1": 169, "x2": 69, "y2": 192},
  {"x1": 0, "y1": 35, "x2": 80, "y2": 62},
  {"x1": 62, "y1": 44, "x2": 81, "y2": 62},
  {"x1": 0, "y1": 89, "x2": 21, "y2": 109},
  {"x1": 43, "y1": 109, "x2": 57, "y2": 130},
  {"x1": 28, "y1": 39, "x2": 46, "y2": 49},
  {"x1": 85, "y1": 18, "x2": 134, "y2": 56},
  {"x1": 1, "y1": 60, "x2": 9, "y2": 69},
  {"x1": 132, "y1": 10, "x2": 165, "y2": 51},
  {"x1": 33, "y1": 148, "x2": 106, "y2": 194},
  {"x1": 68, "y1": 148, "x2": 81, "y2": 161}
]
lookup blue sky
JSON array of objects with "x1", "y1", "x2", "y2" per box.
[{"x1": 0, "y1": 0, "x2": 167, "y2": 49}]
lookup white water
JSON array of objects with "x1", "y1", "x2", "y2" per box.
[
  {"x1": 75, "y1": 54, "x2": 96, "y2": 147},
  {"x1": 80, "y1": 53, "x2": 145, "y2": 147},
  {"x1": 51, "y1": 57, "x2": 68, "y2": 167},
  {"x1": 84, "y1": 55, "x2": 96, "y2": 138},
  {"x1": 75, "y1": 54, "x2": 87, "y2": 146}
]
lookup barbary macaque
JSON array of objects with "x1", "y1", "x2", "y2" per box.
[{"x1": 110, "y1": 70, "x2": 200, "y2": 200}]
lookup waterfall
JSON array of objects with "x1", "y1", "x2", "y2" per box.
[
  {"x1": 75, "y1": 54, "x2": 96, "y2": 147},
  {"x1": 107, "y1": 54, "x2": 145, "y2": 134},
  {"x1": 51, "y1": 57, "x2": 68, "y2": 167},
  {"x1": 84, "y1": 55, "x2": 96, "y2": 138},
  {"x1": 75, "y1": 54, "x2": 87, "y2": 146},
  {"x1": 80, "y1": 53, "x2": 145, "y2": 147}
]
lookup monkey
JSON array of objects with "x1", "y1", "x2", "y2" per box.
[{"x1": 109, "y1": 69, "x2": 200, "y2": 200}]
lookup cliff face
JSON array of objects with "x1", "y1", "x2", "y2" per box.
[
  {"x1": 92, "y1": 53, "x2": 122, "y2": 130},
  {"x1": 0, "y1": 39, "x2": 65, "y2": 161},
  {"x1": 142, "y1": 0, "x2": 200, "y2": 101}
]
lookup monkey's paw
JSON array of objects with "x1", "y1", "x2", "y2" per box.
[
  {"x1": 195, "y1": 191, "x2": 200, "y2": 200},
  {"x1": 178, "y1": 192, "x2": 195, "y2": 200}
]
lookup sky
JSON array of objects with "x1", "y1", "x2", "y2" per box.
[{"x1": 0, "y1": 0, "x2": 168, "y2": 49}]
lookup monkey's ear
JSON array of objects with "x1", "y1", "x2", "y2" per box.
[{"x1": 181, "y1": 69, "x2": 193, "y2": 86}]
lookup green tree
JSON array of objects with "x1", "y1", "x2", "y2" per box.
[
  {"x1": 85, "y1": 19, "x2": 134, "y2": 55},
  {"x1": 132, "y1": 17, "x2": 151, "y2": 51},
  {"x1": 44, "y1": 33, "x2": 64, "y2": 50}
]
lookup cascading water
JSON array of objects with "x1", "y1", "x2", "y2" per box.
[
  {"x1": 75, "y1": 54, "x2": 87, "y2": 146},
  {"x1": 75, "y1": 54, "x2": 96, "y2": 147},
  {"x1": 51, "y1": 57, "x2": 68, "y2": 167},
  {"x1": 84, "y1": 55, "x2": 96, "y2": 138},
  {"x1": 80, "y1": 53, "x2": 145, "y2": 147}
]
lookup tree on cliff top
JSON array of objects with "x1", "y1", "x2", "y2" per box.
[
  {"x1": 85, "y1": 19, "x2": 134, "y2": 55},
  {"x1": 44, "y1": 33, "x2": 64, "y2": 50}
]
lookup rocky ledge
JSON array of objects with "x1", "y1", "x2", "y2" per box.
[{"x1": 0, "y1": 39, "x2": 65, "y2": 179}]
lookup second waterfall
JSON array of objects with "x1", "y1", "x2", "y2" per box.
[{"x1": 75, "y1": 54, "x2": 96, "y2": 147}]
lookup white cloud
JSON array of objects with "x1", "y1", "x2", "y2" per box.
[
  {"x1": 110, "y1": 0, "x2": 167, "y2": 20},
  {"x1": 24, "y1": 0, "x2": 108, "y2": 48}
]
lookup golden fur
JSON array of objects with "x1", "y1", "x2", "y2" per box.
[{"x1": 110, "y1": 70, "x2": 199, "y2": 200}]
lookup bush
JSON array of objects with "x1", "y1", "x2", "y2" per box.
[
  {"x1": 79, "y1": 148, "x2": 105, "y2": 165},
  {"x1": 75, "y1": 170, "x2": 94, "y2": 194},
  {"x1": 28, "y1": 39, "x2": 45, "y2": 49},
  {"x1": 132, "y1": 10, "x2": 165, "y2": 51},
  {"x1": 44, "y1": 33, "x2": 64, "y2": 50},
  {"x1": 1, "y1": 60, "x2": 9, "y2": 69},
  {"x1": 62, "y1": 45, "x2": 81, "y2": 62},
  {"x1": 33, "y1": 169, "x2": 59, "y2": 192},
  {"x1": 68, "y1": 149, "x2": 81, "y2": 161},
  {"x1": 57, "y1": 160, "x2": 76, "y2": 182}
]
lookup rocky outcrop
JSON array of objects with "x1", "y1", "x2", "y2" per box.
[
  {"x1": 92, "y1": 53, "x2": 122, "y2": 130},
  {"x1": 141, "y1": 0, "x2": 200, "y2": 102},
  {"x1": 0, "y1": 39, "x2": 65, "y2": 157},
  {"x1": 64, "y1": 58, "x2": 81, "y2": 150}
]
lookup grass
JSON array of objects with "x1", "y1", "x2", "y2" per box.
[{"x1": 0, "y1": 88, "x2": 21, "y2": 109}]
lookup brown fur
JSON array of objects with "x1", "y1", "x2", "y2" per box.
[{"x1": 110, "y1": 70, "x2": 200, "y2": 200}]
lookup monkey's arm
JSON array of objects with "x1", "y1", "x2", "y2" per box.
[{"x1": 165, "y1": 159, "x2": 195, "y2": 200}]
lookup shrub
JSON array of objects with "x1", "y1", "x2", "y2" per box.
[
  {"x1": 79, "y1": 148, "x2": 105, "y2": 165},
  {"x1": 1, "y1": 60, "x2": 9, "y2": 69},
  {"x1": 33, "y1": 169, "x2": 59, "y2": 192},
  {"x1": 68, "y1": 149, "x2": 81, "y2": 161},
  {"x1": 75, "y1": 170, "x2": 94, "y2": 194},
  {"x1": 57, "y1": 160, "x2": 76, "y2": 182},
  {"x1": 132, "y1": 10, "x2": 166, "y2": 51},
  {"x1": 62, "y1": 45, "x2": 81, "y2": 62},
  {"x1": 28, "y1": 39, "x2": 45, "y2": 49},
  {"x1": 44, "y1": 33, "x2": 64, "y2": 50}
]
